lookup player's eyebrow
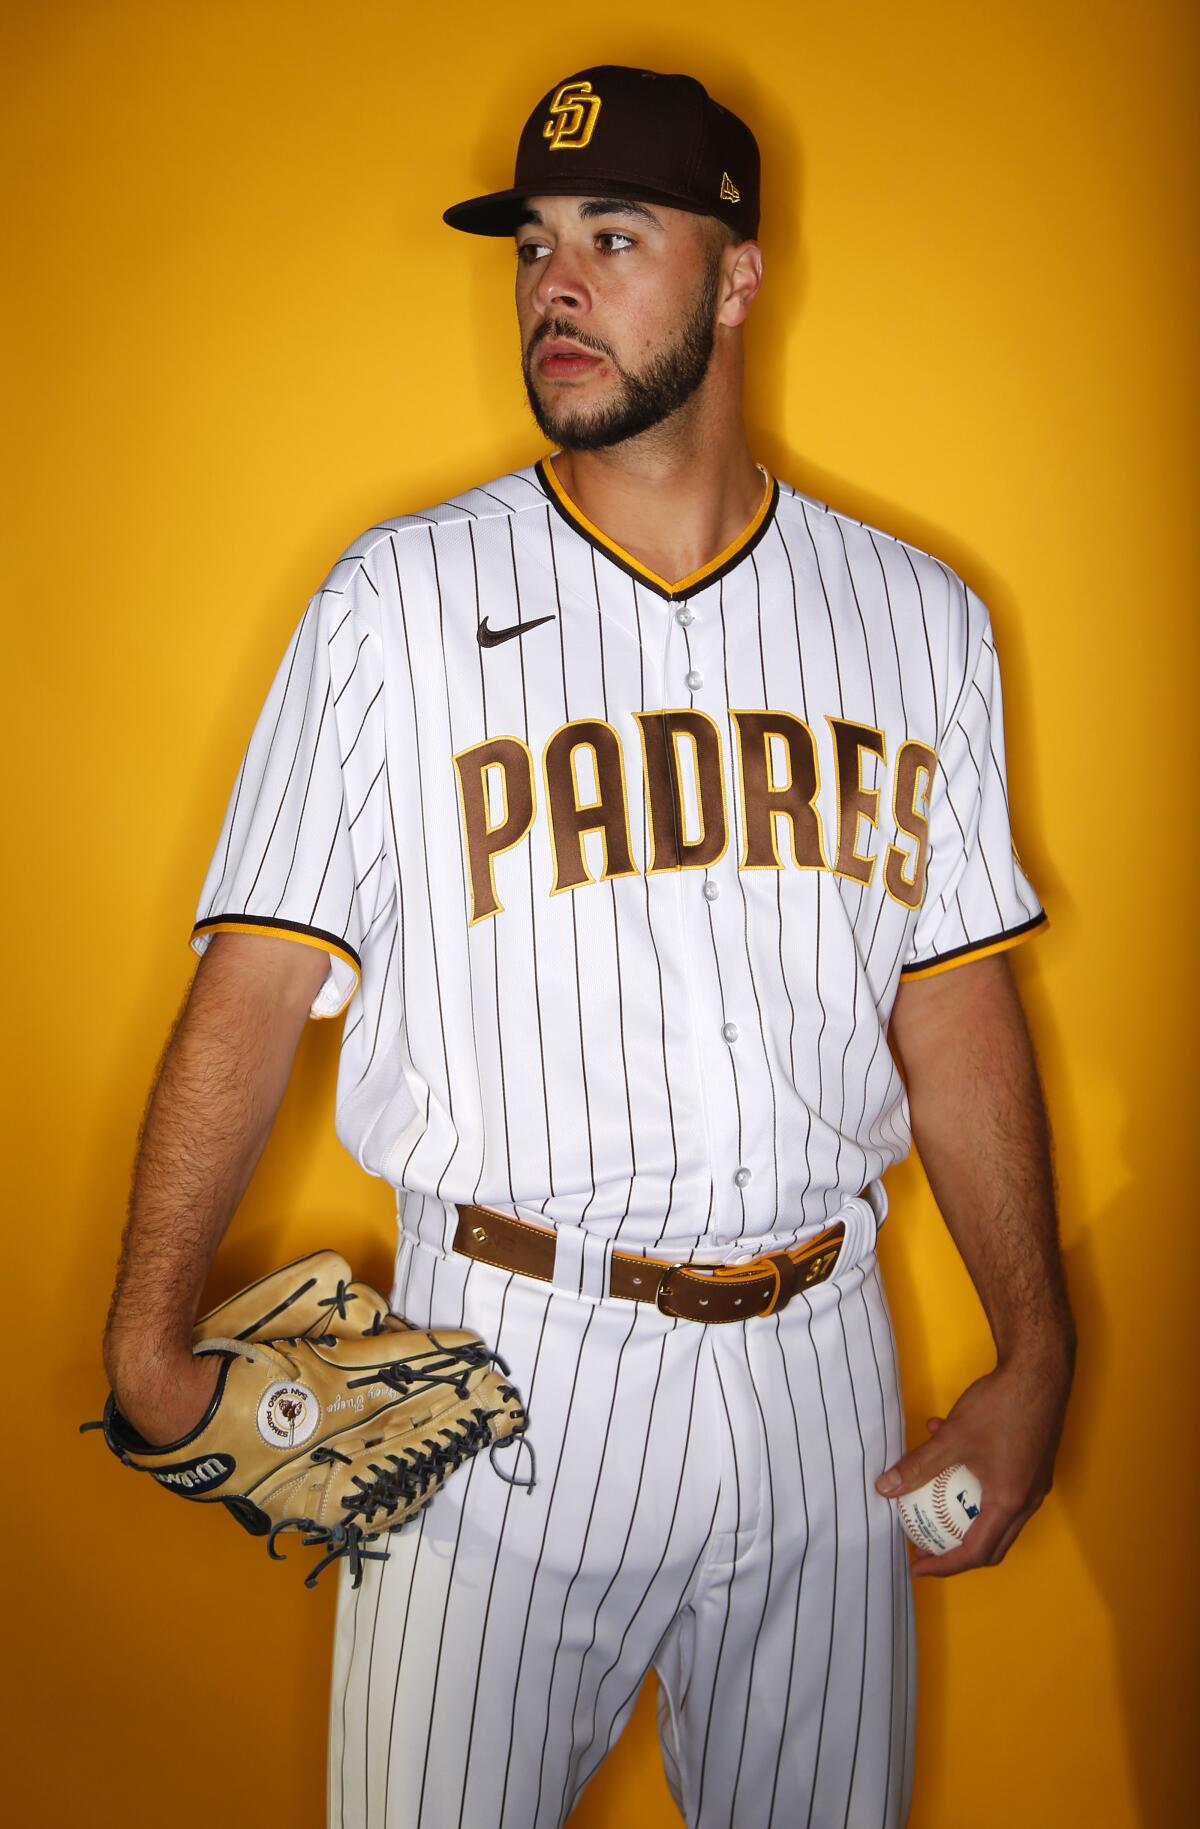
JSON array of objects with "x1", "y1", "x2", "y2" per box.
[{"x1": 515, "y1": 199, "x2": 665, "y2": 231}]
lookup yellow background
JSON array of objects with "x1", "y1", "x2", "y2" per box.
[{"x1": 6, "y1": 1, "x2": 1196, "y2": 1821}]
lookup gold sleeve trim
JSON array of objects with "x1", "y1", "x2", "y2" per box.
[
  {"x1": 189, "y1": 919, "x2": 361, "y2": 1019},
  {"x1": 900, "y1": 912, "x2": 1048, "y2": 983}
]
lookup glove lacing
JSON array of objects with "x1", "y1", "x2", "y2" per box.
[{"x1": 266, "y1": 1348, "x2": 533, "y2": 1588}]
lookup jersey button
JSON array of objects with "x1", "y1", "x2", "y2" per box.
[
  {"x1": 734, "y1": 1167, "x2": 752, "y2": 1188},
  {"x1": 685, "y1": 669, "x2": 703, "y2": 690},
  {"x1": 702, "y1": 880, "x2": 720, "y2": 901},
  {"x1": 722, "y1": 1022, "x2": 739, "y2": 1043},
  {"x1": 676, "y1": 605, "x2": 695, "y2": 626}
]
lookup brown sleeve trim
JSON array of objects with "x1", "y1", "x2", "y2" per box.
[
  {"x1": 189, "y1": 916, "x2": 361, "y2": 1019},
  {"x1": 900, "y1": 909, "x2": 1048, "y2": 983}
]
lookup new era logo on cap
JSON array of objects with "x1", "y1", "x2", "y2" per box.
[{"x1": 443, "y1": 65, "x2": 761, "y2": 242}]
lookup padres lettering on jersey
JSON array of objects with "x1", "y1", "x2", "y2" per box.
[
  {"x1": 192, "y1": 459, "x2": 1044, "y2": 1255},
  {"x1": 452, "y1": 711, "x2": 936, "y2": 921}
]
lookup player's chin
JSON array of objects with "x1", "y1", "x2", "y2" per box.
[{"x1": 531, "y1": 399, "x2": 622, "y2": 452}]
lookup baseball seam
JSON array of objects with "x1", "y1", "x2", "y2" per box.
[{"x1": 931, "y1": 1472, "x2": 968, "y2": 1542}]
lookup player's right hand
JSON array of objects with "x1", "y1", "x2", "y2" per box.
[{"x1": 110, "y1": 1349, "x2": 221, "y2": 1446}]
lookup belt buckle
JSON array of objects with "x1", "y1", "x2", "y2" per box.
[{"x1": 654, "y1": 1262, "x2": 687, "y2": 1318}]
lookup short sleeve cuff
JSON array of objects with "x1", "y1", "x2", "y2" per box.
[
  {"x1": 899, "y1": 909, "x2": 1048, "y2": 983},
  {"x1": 190, "y1": 916, "x2": 362, "y2": 1019}
]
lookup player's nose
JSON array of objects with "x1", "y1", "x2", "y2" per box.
[{"x1": 529, "y1": 248, "x2": 589, "y2": 317}]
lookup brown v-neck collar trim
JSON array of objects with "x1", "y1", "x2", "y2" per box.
[{"x1": 534, "y1": 456, "x2": 779, "y2": 602}]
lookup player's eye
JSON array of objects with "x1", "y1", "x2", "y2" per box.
[
  {"x1": 595, "y1": 232, "x2": 635, "y2": 253},
  {"x1": 516, "y1": 240, "x2": 552, "y2": 265}
]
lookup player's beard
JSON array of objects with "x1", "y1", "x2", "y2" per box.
[{"x1": 522, "y1": 258, "x2": 720, "y2": 452}]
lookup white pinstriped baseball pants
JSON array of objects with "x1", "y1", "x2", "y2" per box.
[{"x1": 328, "y1": 1205, "x2": 914, "y2": 1828}]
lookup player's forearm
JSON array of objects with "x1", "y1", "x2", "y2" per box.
[
  {"x1": 889, "y1": 954, "x2": 1076, "y2": 1371},
  {"x1": 103, "y1": 934, "x2": 324, "y2": 1391}
]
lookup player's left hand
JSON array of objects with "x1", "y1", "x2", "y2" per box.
[{"x1": 874, "y1": 1346, "x2": 1073, "y2": 1578}]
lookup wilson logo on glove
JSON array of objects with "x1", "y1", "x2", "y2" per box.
[
  {"x1": 152, "y1": 1452, "x2": 237, "y2": 1495},
  {"x1": 82, "y1": 1250, "x2": 534, "y2": 1587}
]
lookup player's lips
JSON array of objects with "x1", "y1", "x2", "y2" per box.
[{"x1": 537, "y1": 338, "x2": 606, "y2": 379}]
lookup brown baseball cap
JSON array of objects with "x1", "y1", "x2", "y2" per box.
[{"x1": 443, "y1": 65, "x2": 760, "y2": 242}]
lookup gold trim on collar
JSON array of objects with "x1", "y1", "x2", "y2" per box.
[{"x1": 539, "y1": 456, "x2": 777, "y2": 599}]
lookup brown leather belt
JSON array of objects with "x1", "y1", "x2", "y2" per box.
[{"x1": 452, "y1": 1204, "x2": 846, "y2": 1324}]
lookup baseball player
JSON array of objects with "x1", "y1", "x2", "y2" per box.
[{"x1": 103, "y1": 65, "x2": 1076, "y2": 1828}]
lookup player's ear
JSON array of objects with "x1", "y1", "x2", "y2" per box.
[{"x1": 717, "y1": 240, "x2": 763, "y2": 328}]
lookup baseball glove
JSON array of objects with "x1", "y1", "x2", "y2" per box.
[{"x1": 85, "y1": 1251, "x2": 532, "y2": 1587}]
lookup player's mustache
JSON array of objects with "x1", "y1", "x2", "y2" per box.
[{"x1": 527, "y1": 319, "x2": 615, "y2": 363}]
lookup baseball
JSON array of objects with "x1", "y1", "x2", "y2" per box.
[{"x1": 894, "y1": 1463, "x2": 983, "y2": 1556}]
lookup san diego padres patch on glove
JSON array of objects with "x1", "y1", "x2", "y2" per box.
[{"x1": 85, "y1": 1252, "x2": 531, "y2": 1587}]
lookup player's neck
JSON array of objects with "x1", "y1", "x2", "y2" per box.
[{"x1": 550, "y1": 415, "x2": 762, "y2": 589}]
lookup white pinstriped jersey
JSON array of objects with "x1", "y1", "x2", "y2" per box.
[{"x1": 192, "y1": 459, "x2": 1044, "y2": 1257}]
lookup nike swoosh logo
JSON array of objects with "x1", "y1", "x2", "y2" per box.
[{"x1": 477, "y1": 613, "x2": 556, "y2": 649}]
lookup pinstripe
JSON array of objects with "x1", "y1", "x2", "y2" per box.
[
  {"x1": 334, "y1": 631, "x2": 372, "y2": 703},
  {"x1": 765, "y1": 1314, "x2": 812, "y2": 1828},
  {"x1": 859, "y1": 1281, "x2": 902, "y2": 1829},
  {"x1": 358, "y1": 1525, "x2": 388, "y2": 1820},
  {"x1": 469, "y1": 522, "x2": 517, "y2": 1209},
  {"x1": 763, "y1": 529, "x2": 817, "y2": 1194},
  {"x1": 834, "y1": 515, "x2": 880, "y2": 722},
  {"x1": 351, "y1": 923, "x2": 397, "y2": 1092},
  {"x1": 867, "y1": 530, "x2": 910, "y2": 739},
  {"x1": 546, "y1": 509, "x2": 600, "y2": 1222},
  {"x1": 718, "y1": 574, "x2": 781, "y2": 1233},
  {"x1": 588, "y1": 540, "x2": 639, "y2": 1236},
  {"x1": 577, "y1": 1490, "x2": 721, "y2": 1798},
  {"x1": 551, "y1": 1322, "x2": 671, "y2": 1824},
  {"x1": 874, "y1": 1267, "x2": 914, "y2": 1823},
  {"x1": 355, "y1": 1249, "x2": 419, "y2": 1822},
  {"x1": 628, "y1": 577, "x2": 681, "y2": 1250},
  {"x1": 243, "y1": 633, "x2": 325, "y2": 903},
  {"x1": 802, "y1": 499, "x2": 846, "y2": 714},
  {"x1": 956, "y1": 718, "x2": 1006, "y2": 922},
  {"x1": 429, "y1": 529, "x2": 491, "y2": 1198},
  {"x1": 833, "y1": 1287, "x2": 875, "y2": 1827},
  {"x1": 531, "y1": 1304, "x2": 641, "y2": 1822},
  {"x1": 342, "y1": 679, "x2": 384, "y2": 767},
  {"x1": 212, "y1": 608, "x2": 308, "y2": 900},
  {"x1": 934, "y1": 562, "x2": 976, "y2": 734},
  {"x1": 779, "y1": 514, "x2": 826, "y2": 1214},
  {"x1": 801, "y1": 503, "x2": 858, "y2": 1204},
  {"x1": 693, "y1": 1348, "x2": 746, "y2": 1822},
  {"x1": 455, "y1": 1291, "x2": 555, "y2": 1826},
  {"x1": 261, "y1": 681, "x2": 336, "y2": 913},
  {"x1": 677, "y1": 605, "x2": 748, "y2": 1238},
  {"x1": 508, "y1": 517, "x2": 557, "y2": 1209},
  {"x1": 391, "y1": 541, "x2": 461, "y2": 1196},
  {"x1": 496, "y1": 1303, "x2": 598, "y2": 1826},
  {"x1": 414, "y1": 1266, "x2": 509, "y2": 1826},
  {"x1": 304, "y1": 772, "x2": 349, "y2": 924},
  {"x1": 381, "y1": 1506, "x2": 433, "y2": 1823},
  {"x1": 899, "y1": 543, "x2": 941, "y2": 739},
  {"x1": 802, "y1": 1285, "x2": 843, "y2": 1829},
  {"x1": 570, "y1": 1324, "x2": 702, "y2": 1780},
  {"x1": 346, "y1": 756, "x2": 385, "y2": 829},
  {"x1": 728, "y1": 1327, "x2": 778, "y2": 1819},
  {"x1": 338, "y1": 1576, "x2": 362, "y2": 1827}
]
